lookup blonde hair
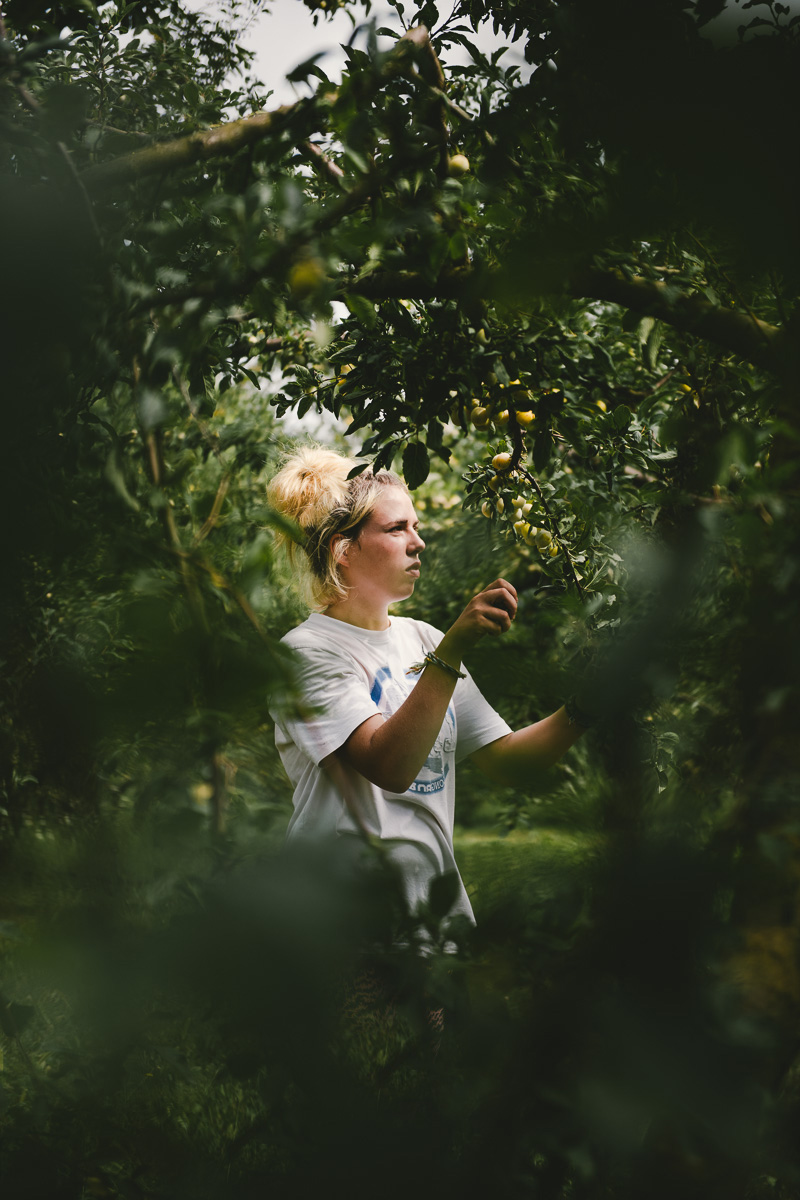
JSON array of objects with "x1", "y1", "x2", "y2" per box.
[{"x1": 267, "y1": 446, "x2": 407, "y2": 609}]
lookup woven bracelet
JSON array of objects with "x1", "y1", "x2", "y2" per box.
[{"x1": 407, "y1": 651, "x2": 466, "y2": 682}]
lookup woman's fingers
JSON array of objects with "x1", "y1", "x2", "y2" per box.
[
  {"x1": 470, "y1": 587, "x2": 516, "y2": 635},
  {"x1": 481, "y1": 604, "x2": 513, "y2": 633},
  {"x1": 484, "y1": 577, "x2": 518, "y2": 599},
  {"x1": 481, "y1": 581, "x2": 518, "y2": 622},
  {"x1": 447, "y1": 578, "x2": 518, "y2": 649}
]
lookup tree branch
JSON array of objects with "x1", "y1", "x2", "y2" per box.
[
  {"x1": 192, "y1": 472, "x2": 232, "y2": 548},
  {"x1": 354, "y1": 266, "x2": 784, "y2": 373},
  {"x1": 81, "y1": 107, "x2": 297, "y2": 196},
  {"x1": 569, "y1": 268, "x2": 782, "y2": 372},
  {"x1": 345, "y1": 266, "x2": 478, "y2": 302},
  {"x1": 300, "y1": 140, "x2": 346, "y2": 189}
]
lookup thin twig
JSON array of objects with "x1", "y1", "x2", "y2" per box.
[
  {"x1": 507, "y1": 413, "x2": 586, "y2": 602},
  {"x1": 179, "y1": 548, "x2": 268, "y2": 642},
  {"x1": 133, "y1": 355, "x2": 207, "y2": 627},
  {"x1": 425, "y1": 84, "x2": 473, "y2": 123},
  {"x1": 85, "y1": 119, "x2": 152, "y2": 141},
  {"x1": 172, "y1": 365, "x2": 221, "y2": 458},
  {"x1": 647, "y1": 366, "x2": 677, "y2": 395},
  {"x1": 192, "y1": 472, "x2": 231, "y2": 547},
  {"x1": 519, "y1": 466, "x2": 586, "y2": 604},
  {"x1": 300, "y1": 140, "x2": 346, "y2": 188}
]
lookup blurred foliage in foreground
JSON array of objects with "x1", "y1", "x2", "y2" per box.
[
  {"x1": 2, "y1": 816, "x2": 800, "y2": 1200},
  {"x1": 2, "y1": 0, "x2": 800, "y2": 1195}
]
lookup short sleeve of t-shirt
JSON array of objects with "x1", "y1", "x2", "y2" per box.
[
  {"x1": 276, "y1": 643, "x2": 380, "y2": 766},
  {"x1": 453, "y1": 671, "x2": 512, "y2": 761}
]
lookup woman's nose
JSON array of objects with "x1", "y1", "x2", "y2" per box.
[{"x1": 411, "y1": 529, "x2": 425, "y2": 551}]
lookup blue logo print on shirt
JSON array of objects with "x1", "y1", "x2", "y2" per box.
[{"x1": 370, "y1": 666, "x2": 456, "y2": 797}]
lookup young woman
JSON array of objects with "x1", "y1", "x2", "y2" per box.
[{"x1": 267, "y1": 446, "x2": 583, "y2": 928}]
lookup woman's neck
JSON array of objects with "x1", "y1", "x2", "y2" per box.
[{"x1": 323, "y1": 595, "x2": 390, "y2": 631}]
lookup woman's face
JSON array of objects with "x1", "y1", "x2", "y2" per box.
[{"x1": 339, "y1": 488, "x2": 425, "y2": 608}]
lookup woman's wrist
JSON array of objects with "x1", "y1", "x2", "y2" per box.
[
  {"x1": 437, "y1": 628, "x2": 468, "y2": 668},
  {"x1": 407, "y1": 651, "x2": 466, "y2": 682}
]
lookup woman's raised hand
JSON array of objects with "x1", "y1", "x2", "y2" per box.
[{"x1": 444, "y1": 578, "x2": 518, "y2": 657}]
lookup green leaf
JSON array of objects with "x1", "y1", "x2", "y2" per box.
[
  {"x1": 264, "y1": 507, "x2": 304, "y2": 545},
  {"x1": 613, "y1": 405, "x2": 632, "y2": 431},
  {"x1": 105, "y1": 449, "x2": 141, "y2": 512},
  {"x1": 239, "y1": 366, "x2": 261, "y2": 388},
  {"x1": 344, "y1": 293, "x2": 378, "y2": 329},
  {"x1": 448, "y1": 231, "x2": 469, "y2": 261},
  {"x1": 374, "y1": 444, "x2": 397, "y2": 472},
  {"x1": 402, "y1": 441, "x2": 430, "y2": 488},
  {"x1": 342, "y1": 145, "x2": 370, "y2": 174},
  {"x1": 643, "y1": 319, "x2": 664, "y2": 371},
  {"x1": 285, "y1": 53, "x2": 326, "y2": 83}
]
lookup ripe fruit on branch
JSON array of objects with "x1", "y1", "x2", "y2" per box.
[
  {"x1": 481, "y1": 501, "x2": 493, "y2": 518},
  {"x1": 513, "y1": 520, "x2": 531, "y2": 538},
  {"x1": 475, "y1": 328, "x2": 488, "y2": 345},
  {"x1": 471, "y1": 406, "x2": 491, "y2": 429},
  {"x1": 492, "y1": 452, "x2": 512, "y2": 471},
  {"x1": 534, "y1": 529, "x2": 553, "y2": 551},
  {"x1": 289, "y1": 257, "x2": 325, "y2": 296},
  {"x1": 494, "y1": 409, "x2": 509, "y2": 427},
  {"x1": 515, "y1": 410, "x2": 535, "y2": 427},
  {"x1": 448, "y1": 153, "x2": 470, "y2": 176}
]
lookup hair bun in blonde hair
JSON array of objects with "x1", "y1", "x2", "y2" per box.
[{"x1": 267, "y1": 446, "x2": 355, "y2": 534}]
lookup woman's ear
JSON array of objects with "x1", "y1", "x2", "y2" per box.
[{"x1": 330, "y1": 532, "x2": 348, "y2": 565}]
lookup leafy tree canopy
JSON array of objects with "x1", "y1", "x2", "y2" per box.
[{"x1": 3, "y1": 1, "x2": 800, "y2": 1196}]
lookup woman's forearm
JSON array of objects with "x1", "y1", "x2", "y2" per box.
[
  {"x1": 471, "y1": 707, "x2": 583, "y2": 785},
  {"x1": 336, "y1": 633, "x2": 466, "y2": 792}
]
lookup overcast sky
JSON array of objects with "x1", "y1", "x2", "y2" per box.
[
  {"x1": 183, "y1": 0, "x2": 800, "y2": 108},
  {"x1": 185, "y1": 0, "x2": 519, "y2": 105}
]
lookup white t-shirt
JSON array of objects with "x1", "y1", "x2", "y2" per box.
[{"x1": 270, "y1": 612, "x2": 511, "y2": 924}]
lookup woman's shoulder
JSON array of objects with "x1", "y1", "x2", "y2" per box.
[{"x1": 281, "y1": 613, "x2": 336, "y2": 648}]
